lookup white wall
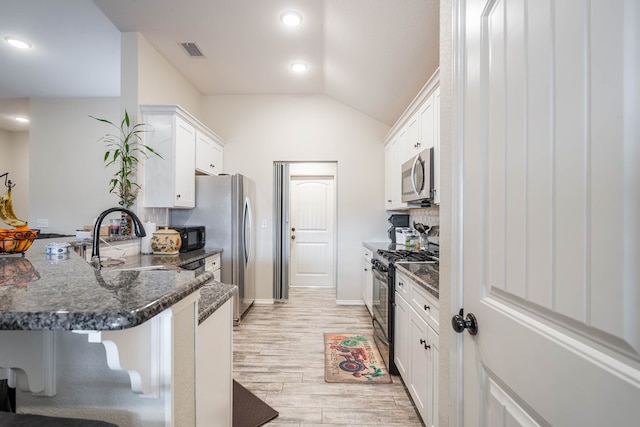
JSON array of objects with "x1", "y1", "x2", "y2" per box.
[
  {"x1": 136, "y1": 33, "x2": 202, "y2": 117},
  {"x1": 202, "y1": 94, "x2": 389, "y2": 302},
  {"x1": 29, "y1": 97, "x2": 121, "y2": 233},
  {"x1": 121, "y1": 33, "x2": 205, "y2": 225},
  {"x1": 0, "y1": 130, "x2": 29, "y2": 223}
]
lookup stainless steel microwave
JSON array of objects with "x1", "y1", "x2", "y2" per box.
[{"x1": 401, "y1": 148, "x2": 434, "y2": 204}]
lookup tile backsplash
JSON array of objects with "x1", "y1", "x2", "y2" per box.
[{"x1": 409, "y1": 206, "x2": 439, "y2": 228}]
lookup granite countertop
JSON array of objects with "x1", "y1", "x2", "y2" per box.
[
  {"x1": 198, "y1": 282, "x2": 237, "y2": 325},
  {"x1": 395, "y1": 261, "x2": 439, "y2": 299},
  {"x1": 363, "y1": 241, "x2": 391, "y2": 253},
  {"x1": 0, "y1": 240, "x2": 230, "y2": 331}
]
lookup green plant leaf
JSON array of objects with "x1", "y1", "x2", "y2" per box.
[{"x1": 92, "y1": 108, "x2": 161, "y2": 207}]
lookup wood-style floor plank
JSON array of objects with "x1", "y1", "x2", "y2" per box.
[{"x1": 233, "y1": 287, "x2": 423, "y2": 426}]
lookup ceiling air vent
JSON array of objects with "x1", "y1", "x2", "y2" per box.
[{"x1": 179, "y1": 42, "x2": 204, "y2": 58}]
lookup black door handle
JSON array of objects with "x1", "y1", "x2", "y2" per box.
[{"x1": 451, "y1": 309, "x2": 478, "y2": 335}]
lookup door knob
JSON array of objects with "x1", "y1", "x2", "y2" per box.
[
  {"x1": 291, "y1": 227, "x2": 296, "y2": 232},
  {"x1": 451, "y1": 309, "x2": 478, "y2": 335},
  {"x1": 291, "y1": 235, "x2": 296, "y2": 240}
]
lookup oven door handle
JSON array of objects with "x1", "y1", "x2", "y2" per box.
[
  {"x1": 373, "y1": 268, "x2": 387, "y2": 283},
  {"x1": 373, "y1": 318, "x2": 390, "y2": 345}
]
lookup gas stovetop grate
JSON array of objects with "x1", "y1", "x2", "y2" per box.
[{"x1": 375, "y1": 249, "x2": 437, "y2": 264}]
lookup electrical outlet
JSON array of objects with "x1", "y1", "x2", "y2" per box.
[{"x1": 36, "y1": 219, "x2": 49, "y2": 228}]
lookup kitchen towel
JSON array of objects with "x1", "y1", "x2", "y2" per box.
[{"x1": 141, "y1": 221, "x2": 156, "y2": 254}]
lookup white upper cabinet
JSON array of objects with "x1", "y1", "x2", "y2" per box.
[
  {"x1": 405, "y1": 112, "x2": 422, "y2": 160},
  {"x1": 419, "y1": 87, "x2": 440, "y2": 205},
  {"x1": 432, "y1": 87, "x2": 440, "y2": 205},
  {"x1": 141, "y1": 105, "x2": 224, "y2": 209},
  {"x1": 195, "y1": 130, "x2": 224, "y2": 176},
  {"x1": 383, "y1": 69, "x2": 441, "y2": 209},
  {"x1": 384, "y1": 137, "x2": 404, "y2": 210},
  {"x1": 419, "y1": 92, "x2": 436, "y2": 150}
]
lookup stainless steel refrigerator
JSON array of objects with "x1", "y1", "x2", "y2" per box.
[{"x1": 171, "y1": 173, "x2": 256, "y2": 324}]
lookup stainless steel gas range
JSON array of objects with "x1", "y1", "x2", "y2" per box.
[{"x1": 371, "y1": 248, "x2": 438, "y2": 375}]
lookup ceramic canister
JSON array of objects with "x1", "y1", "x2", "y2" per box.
[{"x1": 150, "y1": 227, "x2": 182, "y2": 255}]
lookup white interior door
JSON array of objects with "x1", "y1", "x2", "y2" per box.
[
  {"x1": 289, "y1": 176, "x2": 335, "y2": 287},
  {"x1": 455, "y1": 0, "x2": 640, "y2": 425}
]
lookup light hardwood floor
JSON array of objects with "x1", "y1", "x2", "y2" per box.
[{"x1": 233, "y1": 286, "x2": 424, "y2": 427}]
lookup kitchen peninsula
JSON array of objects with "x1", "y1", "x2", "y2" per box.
[{"x1": 0, "y1": 239, "x2": 236, "y2": 427}]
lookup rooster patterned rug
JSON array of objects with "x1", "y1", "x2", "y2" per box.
[{"x1": 324, "y1": 333, "x2": 392, "y2": 383}]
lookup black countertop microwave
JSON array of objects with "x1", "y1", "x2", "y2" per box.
[{"x1": 172, "y1": 226, "x2": 206, "y2": 253}]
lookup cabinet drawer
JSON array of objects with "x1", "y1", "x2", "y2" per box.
[
  {"x1": 395, "y1": 271, "x2": 411, "y2": 301},
  {"x1": 410, "y1": 283, "x2": 439, "y2": 333},
  {"x1": 362, "y1": 246, "x2": 373, "y2": 261},
  {"x1": 204, "y1": 253, "x2": 221, "y2": 272}
]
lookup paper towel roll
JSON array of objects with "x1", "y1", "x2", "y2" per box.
[{"x1": 141, "y1": 222, "x2": 157, "y2": 254}]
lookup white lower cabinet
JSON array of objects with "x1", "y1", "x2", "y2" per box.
[
  {"x1": 394, "y1": 289, "x2": 410, "y2": 378},
  {"x1": 362, "y1": 245, "x2": 373, "y2": 315},
  {"x1": 408, "y1": 309, "x2": 439, "y2": 427},
  {"x1": 204, "y1": 253, "x2": 221, "y2": 282},
  {"x1": 197, "y1": 297, "x2": 232, "y2": 427},
  {"x1": 395, "y1": 270, "x2": 439, "y2": 427}
]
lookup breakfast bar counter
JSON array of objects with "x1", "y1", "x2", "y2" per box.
[
  {"x1": 0, "y1": 240, "x2": 236, "y2": 426},
  {"x1": 0, "y1": 240, "x2": 225, "y2": 330}
]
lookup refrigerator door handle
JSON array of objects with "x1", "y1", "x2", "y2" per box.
[{"x1": 243, "y1": 197, "x2": 253, "y2": 264}]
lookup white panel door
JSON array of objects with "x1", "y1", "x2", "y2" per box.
[
  {"x1": 289, "y1": 176, "x2": 335, "y2": 287},
  {"x1": 455, "y1": 0, "x2": 640, "y2": 425}
]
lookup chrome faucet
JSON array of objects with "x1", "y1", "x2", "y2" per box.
[{"x1": 90, "y1": 207, "x2": 146, "y2": 269}]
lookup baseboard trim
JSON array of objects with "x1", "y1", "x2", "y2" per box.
[
  {"x1": 336, "y1": 300, "x2": 365, "y2": 306},
  {"x1": 254, "y1": 299, "x2": 275, "y2": 305}
]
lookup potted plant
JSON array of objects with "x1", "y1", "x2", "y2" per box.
[{"x1": 91, "y1": 109, "x2": 162, "y2": 234}]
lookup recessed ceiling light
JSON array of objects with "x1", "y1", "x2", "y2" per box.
[
  {"x1": 281, "y1": 11, "x2": 303, "y2": 26},
  {"x1": 290, "y1": 62, "x2": 308, "y2": 72},
  {"x1": 4, "y1": 37, "x2": 32, "y2": 49},
  {"x1": 14, "y1": 116, "x2": 29, "y2": 123}
]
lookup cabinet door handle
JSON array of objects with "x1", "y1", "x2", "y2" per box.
[
  {"x1": 176, "y1": 194, "x2": 181, "y2": 199},
  {"x1": 420, "y1": 338, "x2": 426, "y2": 344},
  {"x1": 398, "y1": 282, "x2": 404, "y2": 288},
  {"x1": 424, "y1": 304, "x2": 430, "y2": 311}
]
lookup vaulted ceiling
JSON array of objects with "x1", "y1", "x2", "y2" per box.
[{"x1": 0, "y1": 0, "x2": 439, "y2": 131}]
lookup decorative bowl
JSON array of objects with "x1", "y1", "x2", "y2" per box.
[{"x1": 0, "y1": 227, "x2": 39, "y2": 255}]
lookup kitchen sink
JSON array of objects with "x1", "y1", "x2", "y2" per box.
[
  {"x1": 104, "y1": 264, "x2": 181, "y2": 272},
  {"x1": 94, "y1": 257, "x2": 181, "y2": 272}
]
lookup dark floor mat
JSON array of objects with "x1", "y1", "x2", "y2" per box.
[{"x1": 233, "y1": 380, "x2": 279, "y2": 427}]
